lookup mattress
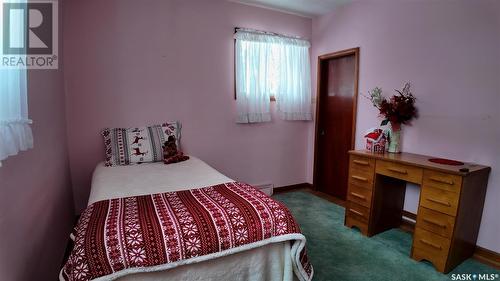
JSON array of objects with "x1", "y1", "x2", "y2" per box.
[{"x1": 84, "y1": 156, "x2": 297, "y2": 281}]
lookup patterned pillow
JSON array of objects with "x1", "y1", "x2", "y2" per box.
[
  {"x1": 162, "y1": 135, "x2": 189, "y2": 164},
  {"x1": 102, "y1": 121, "x2": 181, "y2": 166}
]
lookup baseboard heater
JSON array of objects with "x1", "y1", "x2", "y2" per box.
[{"x1": 253, "y1": 182, "x2": 274, "y2": 196}]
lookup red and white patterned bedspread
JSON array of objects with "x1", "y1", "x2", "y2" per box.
[{"x1": 60, "y1": 182, "x2": 313, "y2": 281}]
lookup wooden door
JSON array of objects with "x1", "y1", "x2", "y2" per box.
[{"x1": 314, "y1": 48, "x2": 359, "y2": 199}]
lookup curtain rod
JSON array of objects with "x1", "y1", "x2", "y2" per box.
[{"x1": 234, "y1": 27, "x2": 306, "y2": 41}]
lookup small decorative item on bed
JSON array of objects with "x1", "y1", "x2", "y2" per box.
[
  {"x1": 101, "y1": 121, "x2": 181, "y2": 166},
  {"x1": 163, "y1": 135, "x2": 189, "y2": 164},
  {"x1": 60, "y1": 182, "x2": 313, "y2": 281}
]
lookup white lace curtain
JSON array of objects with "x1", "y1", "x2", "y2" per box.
[
  {"x1": 234, "y1": 29, "x2": 312, "y2": 123},
  {"x1": 0, "y1": 0, "x2": 33, "y2": 167}
]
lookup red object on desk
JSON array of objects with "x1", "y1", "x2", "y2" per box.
[{"x1": 428, "y1": 158, "x2": 464, "y2": 166}]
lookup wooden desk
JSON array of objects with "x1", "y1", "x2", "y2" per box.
[{"x1": 344, "y1": 150, "x2": 490, "y2": 273}]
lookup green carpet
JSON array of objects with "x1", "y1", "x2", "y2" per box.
[{"x1": 273, "y1": 191, "x2": 499, "y2": 281}]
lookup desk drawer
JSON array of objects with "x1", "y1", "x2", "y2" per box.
[
  {"x1": 345, "y1": 215, "x2": 368, "y2": 235},
  {"x1": 347, "y1": 184, "x2": 373, "y2": 208},
  {"x1": 412, "y1": 227, "x2": 451, "y2": 272},
  {"x1": 416, "y1": 207, "x2": 455, "y2": 238},
  {"x1": 346, "y1": 202, "x2": 370, "y2": 223},
  {"x1": 349, "y1": 167, "x2": 374, "y2": 189},
  {"x1": 420, "y1": 186, "x2": 459, "y2": 216},
  {"x1": 423, "y1": 170, "x2": 462, "y2": 193},
  {"x1": 350, "y1": 155, "x2": 375, "y2": 174},
  {"x1": 376, "y1": 160, "x2": 423, "y2": 184}
]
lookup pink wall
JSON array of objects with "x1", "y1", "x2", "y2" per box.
[
  {"x1": 309, "y1": 0, "x2": 500, "y2": 252},
  {"x1": 63, "y1": 0, "x2": 312, "y2": 212},
  {"x1": 0, "y1": 2, "x2": 75, "y2": 279}
]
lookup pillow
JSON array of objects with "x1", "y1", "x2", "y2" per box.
[
  {"x1": 102, "y1": 121, "x2": 181, "y2": 166},
  {"x1": 162, "y1": 135, "x2": 189, "y2": 164}
]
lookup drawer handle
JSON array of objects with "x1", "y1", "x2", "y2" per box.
[
  {"x1": 353, "y1": 160, "x2": 369, "y2": 166},
  {"x1": 420, "y1": 239, "x2": 442, "y2": 250},
  {"x1": 422, "y1": 218, "x2": 447, "y2": 228},
  {"x1": 349, "y1": 209, "x2": 364, "y2": 217},
  {"x1": 350, "y1": 192, "x2": 366, "y2": 200},
  {"x1": 429, "y1": 177, "x2": 454, "y2": 185},
  {"x1": 387, "y1": 167, "x2": 408, "y2": 174},
  {"x1": 351, "y1": 175, "x2": 368, "y2": 182},
  {"x1": 426, "y1": 197, "x2": 452, "y2": 207}
]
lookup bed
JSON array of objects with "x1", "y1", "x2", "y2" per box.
[{"x1": 61, "y1": 156, "x2": 312, "y2": 281}]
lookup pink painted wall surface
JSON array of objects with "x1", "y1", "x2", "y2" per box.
[
  {"x1": 309, "y1": 0, "x2": 500, "y2": 252},
  {"x1": 0, "y1": 2, "x2": 75, "y2": 279},
  {"x1": 63, "y1": 0, "x2": 312, "y2": 212}
]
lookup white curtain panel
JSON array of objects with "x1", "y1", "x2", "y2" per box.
[
  {"x1": 0, "y1": 0, "x2": 33, "y2": 166},
  {"x1": 275, "y1": 43, "x2": 312, "y2": 121},
  {"x1": 235, "y1": 31, "x2": 272, "y2": 123},
  {"x1": 0, "y1": 69, "x2": 33, "y2": 167},
  {"x1": 234, "y1": 29, "x2": 312, "y2": 123}
]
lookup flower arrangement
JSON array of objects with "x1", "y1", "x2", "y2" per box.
[{"x1": 367, "y1": 82, "x2": 418, "y2": 128}]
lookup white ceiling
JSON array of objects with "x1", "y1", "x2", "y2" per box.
[{"x1": 229, "y1": 0, "x2": 351, "y2": 18}]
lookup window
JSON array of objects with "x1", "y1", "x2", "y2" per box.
[
  {"x1": 0, "y1": 0, "x2": 33, "y2": 166},
  {"x1": 234, "y1": 28, "x2": 312, "y2": 123}
]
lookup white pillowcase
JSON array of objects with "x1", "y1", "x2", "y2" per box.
[{"x1": 101, "y1": 121, "x2": 181, "y2": 166}]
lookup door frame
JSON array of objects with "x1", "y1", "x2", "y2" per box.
[{"x1": 313, "y1": 47, "x2": 360, "y2": 192}]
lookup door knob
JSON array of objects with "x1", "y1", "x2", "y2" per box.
[{"x1": 320, "y1": 129, "x2": 326, "y2": 136}]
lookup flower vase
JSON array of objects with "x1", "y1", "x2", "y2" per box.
[{"x1": 387, "y1": 122, "x2": 402, "y2": 153}]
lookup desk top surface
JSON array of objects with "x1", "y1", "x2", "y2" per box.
[{"x1": 349, "y1": 150, "x2": 490, "y2": 176}]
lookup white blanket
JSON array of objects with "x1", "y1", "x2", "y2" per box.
[
  {"x1": 85, "y1": 157, "x2": 296, "y2": 281},
  {"x1": 88, "y1": 156, "x2": 232, "y2": 205}
]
